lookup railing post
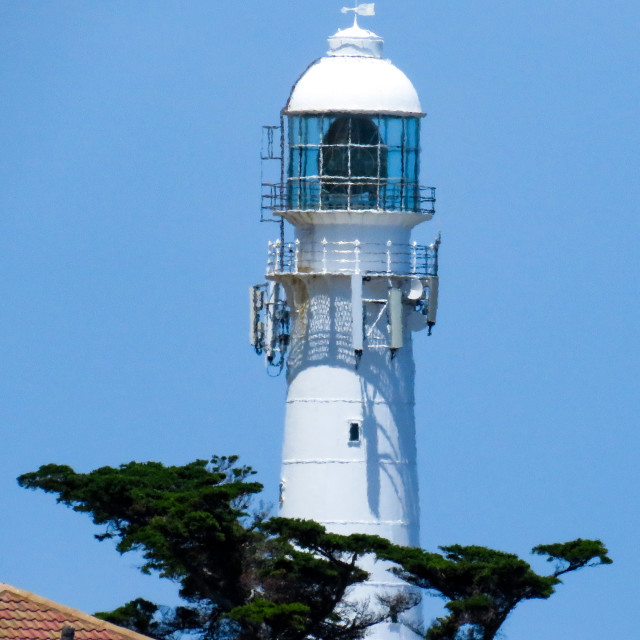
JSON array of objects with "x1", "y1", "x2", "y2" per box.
[
  {"x1": 274, "y1": 239, "x2": 281, "y2": 274},
  {"x1": 294, "y1": 239, "x2": 300, "y2": 274},
  {"x1": 322, "y1": 238, "x2": 328, "y2": 274},
  {"x1": 354, "y1": 239, "x2": 361, "y2": 275},
  {"x1": 411, "y1": 241, "x2": 418, "y2": 275},
  {"x1": 386, "y1": 240, "x2": 392, "y2": 275}
]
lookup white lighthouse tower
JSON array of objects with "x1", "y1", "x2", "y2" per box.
[{"x1": 252, "y1": 7, "x2": 439, "y2": 638}]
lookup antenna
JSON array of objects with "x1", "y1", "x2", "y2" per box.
[
  {"x1": 407, "y1": 278, "x2": 424, "y2": 301},
  {"x1": 341, "y1": 3, "x2": 375, "y2": 28}
]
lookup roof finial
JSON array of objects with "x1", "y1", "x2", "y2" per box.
[{"x1": 341, "y1": 3, "x2": 375, "y2": 28}]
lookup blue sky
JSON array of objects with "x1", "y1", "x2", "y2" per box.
[{"x1": 1, "y1": 1, "x2": 638, "y2": 638}]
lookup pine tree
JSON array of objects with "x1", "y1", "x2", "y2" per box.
[{"x1": 18, "y1": 457, "x2": 611, "y2": 640}]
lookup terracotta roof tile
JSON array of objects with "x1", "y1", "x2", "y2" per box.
[{"x1": 0, "y1": 584, "x2": 152, "y2": 640}]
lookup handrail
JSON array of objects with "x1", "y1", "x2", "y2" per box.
[
  {"x1": 266, "y1": 239, "x2": 439, "y2": 277},
  {"x1": 262, "y1": 181, "x2": 436, "y2": 216}
]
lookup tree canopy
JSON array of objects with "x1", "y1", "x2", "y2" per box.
[
  {"x1": 377, "y1": 540, "x2": 611, "y2": 640},
  {"x1": 18, "y1": 456, "x2": 611, "y2": 640},
  {"x1": 18, "y1": 456, "x2": 399, "y2": 639}
]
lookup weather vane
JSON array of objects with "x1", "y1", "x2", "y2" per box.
[{"x1": 341, "y1": 2, "x2": 375, "y2": 28}]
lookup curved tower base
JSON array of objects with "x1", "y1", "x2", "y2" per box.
[{"x1": 279, "y1": 275, "x2": 424, "y2": 637}]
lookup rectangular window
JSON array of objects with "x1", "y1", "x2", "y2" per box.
[{"x1": 348, "y1": 421, "x2": 361, "y2": 444}]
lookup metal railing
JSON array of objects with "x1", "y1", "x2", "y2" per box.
[
  {"x1": 266, "y1": 239, "x2": 439, "y2": 277},
  {"x1": 262, "y1": 180, "x2": 436, "y2": 216}
]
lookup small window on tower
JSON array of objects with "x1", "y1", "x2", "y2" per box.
[{"x1": 348, "y1": 421, "x2": 361, "y2": 444}]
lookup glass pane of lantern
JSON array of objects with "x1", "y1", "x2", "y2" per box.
[
  {"x1": 288, "y1": 117, "x2": 302, "y2": 146},
  {"x1": 387, "y1": 149, "x2": 403, "y2": 180},
  {"x1": 351, "y1": 146, "x2": 379, "y2": 178},
  {"x1": 404, "y1": 118, "x2": 420, "y2": 149},
  {"x1": 404, "y1": 150, "x2": 418, "y2": 183},
  {"x1": 300, "y1": 178, "x2": 319, "y2": 210},
  {"x1": 318, "y1": 116, "x2": 387, "y2": 209},
  {"x1": 321, "y1": 115, "x2": 335, "y2": 138},
  {"x1": 304, "y1": 116, "x2": 322, "y2": 146},
  {"x1": 323, "y1": 145, "x2": 348, "y2": 177},
  {"x1": 287, "y1": 179, "x2": 300, "y2": 210},
  {"x1": 384, "y1": 117, "x2": 403, "y2": 148},
  {"x1": 288, "y1": 147, "x2": 302, "y2": 178},
  {"x1": 301, "y1": 147, "x2": 319, "y2": 177}
]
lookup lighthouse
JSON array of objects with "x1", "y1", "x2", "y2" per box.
[{"x1": 251, "y1": 6, "x2": 439, "y2": 637}]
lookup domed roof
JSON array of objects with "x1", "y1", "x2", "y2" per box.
[{"x1": 284, "y1": 25, "x2": 423, "y2": 116}]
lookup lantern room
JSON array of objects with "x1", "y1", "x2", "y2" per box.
[{"x1": 281, "y1": 23, "x2": 432, "y2": 215}]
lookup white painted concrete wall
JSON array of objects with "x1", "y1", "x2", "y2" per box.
[{"x1": 278, "y1": 246, "x2": 427, "y2": 638}]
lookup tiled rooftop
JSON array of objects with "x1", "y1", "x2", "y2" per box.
[{"x1": 0, "y1": 584, "x2": 151, "y2": 640}]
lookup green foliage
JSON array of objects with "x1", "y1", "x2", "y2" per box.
[
  {"x1": 249, "y1": 518, "x2": 402, "y2": 640},
  {"x1": 94, "y1": 598, "x2": 163, "y2": 638},
  {"x1": 18, "y1": 456, "x2": 262, "y2": 612},
  {"x1": 229, "y1": 600, "x2": 310, "y2": 633},
  {"x1": 19, "y1": 457, "x2": 264, "y2": 637},
  {"x1": 532, "y1": 538, "x2": 613, "y2": 576},
  {"x1": 377, "y1": 540, "x2": 611, "y2": 640},
  {"x1": 18, "y1": 458, "x2": 611, "y2": 640},
  {"x1": 17, "y1": 458, "x2": 396, "y2": 640}
]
